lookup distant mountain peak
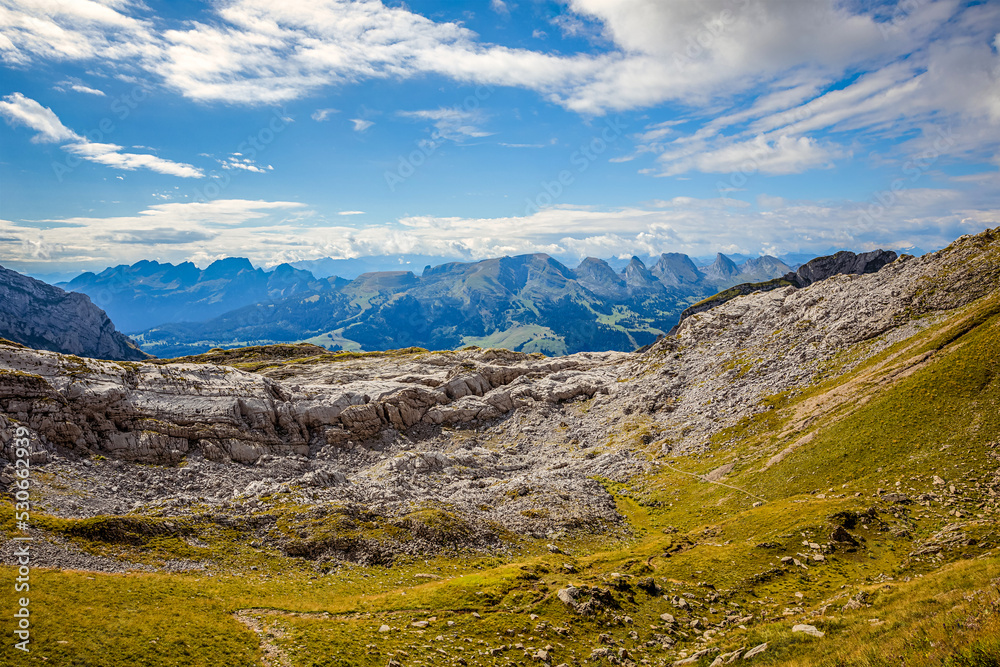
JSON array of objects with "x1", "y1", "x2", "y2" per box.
[
  {"x1": 651, "y1": 253, "x2": 702, "y2": 287},
  {"x1": 202, "y1": 257, "x2": 255, "y2": 280},
  {"x1": 702, "y1": 253, "x2": 740, "y2": 281},
  {"x1": 623, "y1": 256, "x2": 664, "y2": 294},
  {"x1": 574, "y1": 257, "x2": 626, "y2": 299}
]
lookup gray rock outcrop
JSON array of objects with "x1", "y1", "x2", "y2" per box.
[{"x1": 0, "y1": 265, "x2": 147, "y2": 361}]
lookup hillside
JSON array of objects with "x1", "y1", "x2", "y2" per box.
[
  {"x1": 0, "y1": 228, "x2": 998, "y2": 665},
  {"x1": 0, "y1": 264, "x2": 147, "y2": 361}
]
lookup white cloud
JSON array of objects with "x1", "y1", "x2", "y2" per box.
[
  {"x1": 350, "y1": 118, "x2": 373, "y2": 132},
  {"x1": 1, "y1": 0, "x2": 999, "y2": 182},
  {"x1": 337, "y1": 210, "x2": 365, "y2": 215},
  {"x1": 311, "y1": 107, "x2": 338, "y2": 121},
  {"x1": 490, "y1": 0, "x2": 509, "y2": 17},
  {"x1": 0, "y1": 92, "x2": 77, "y2": 142},
  {"x1": 0, "y1": 92, "x2": 203, "y2": 177},
  {"x1": 65, "y1": 141, "x2": 204, "y2": 178},
  {"x1": 660, "y1": 134, "x2": 845, "y2": 176},
  {"x1": 0, "y1": 0, "x2": 160, "y2": 88},
  {"x1": 219, "y1": 154, "x2": 273, "y2": 173},
  {"x1": 0, "y1": 199, "x2": 309, "y2": 268},
  {"x1": 70, "y1": 83, "x2": 105, "y2": 96},
  {"x1": 398, "y1": 107, "x2": 491, "y2": 141}
]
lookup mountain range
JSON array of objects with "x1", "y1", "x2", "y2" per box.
[{"x1": 61, "y1": 251, "x2": 795, "y2": 358}]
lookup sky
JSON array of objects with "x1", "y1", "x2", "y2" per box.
[{"x1": 1, "y1": 0, "x2": 999, "y2": 279}]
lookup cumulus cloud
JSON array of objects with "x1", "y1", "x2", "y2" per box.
[{"x1": 1, "y1": 199, "x2": 309, "y2": 270}]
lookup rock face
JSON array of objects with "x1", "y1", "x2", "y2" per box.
[
  {"x1": 788, "y1": 249, "x2": 898, "y2": 287},
  {"x1": 0, "y1": 265, "x2": 147, "y2": 361},
  {"x1": 701, "y1": 254, "x2": 741, "y2": 282},
  {"x1": 669, "y1": 248, "x2": 900, "y2": 332},
  {"x1": 622, "y1": 257, "x2": 665, "y2": 295},
  {"x1": 651, "y1": 253, "x2": 704, "y2": 287},
  {"x1": 573, "y1": 257, "x2": 628, "y2": 299}
]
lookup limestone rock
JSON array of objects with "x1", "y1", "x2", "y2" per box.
[{"x1": 792, "y1": 624, "x2": 824, "y2": 637}]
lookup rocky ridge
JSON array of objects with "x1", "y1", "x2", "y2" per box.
[{"x1": 0, "y1": 264, "x2": 147, "y2": 361}]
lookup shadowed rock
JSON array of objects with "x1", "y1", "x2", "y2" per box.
[{"x1": 0, "y1": 265, "x2": 147, "y2": 361}]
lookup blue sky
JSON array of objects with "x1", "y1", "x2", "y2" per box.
[{"x1": 1, "y1": 0, "x2": 999, "y2": 277}]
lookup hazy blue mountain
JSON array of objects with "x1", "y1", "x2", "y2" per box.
[
  {"x1": 737, "y1": 255, "x2": 793, "y2": 282},
  {"x1": 573, "y1": 257, "x2": 628, "y2": 299},
  {"x1": 651, "y1": 253, "x2": 704, "y2": 287},
  {"x1": 701, "y1": 253, "x2": 742, "y2": 282},
  {"x1": 289, "y1": 254, "x2": 465, "y2": 279},
  {"x1": 132, "y1": 253, "x2": 705, "y2": 358},
  {"x1": 72, "y1": 248, "x2": 827, "y2": 358},
  {"x1": 63, "y1": 259, "x2": 332, "y2": 333}
]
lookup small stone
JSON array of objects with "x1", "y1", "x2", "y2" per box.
[
  {"x1": 411, "y1": 621, "x2": 428, "y2": 628},
  {"x1": 743, "y1": 642, "x2": 768, "y2": 660},
  {"x1": 378, "y1": 624, "x2": 391, "y2": 633},
  {"x1": 792, "y1": 624, "x2": 825, "y2": 637}
]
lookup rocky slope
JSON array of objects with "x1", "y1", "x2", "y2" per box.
[
  {"x1": 0, "y1": 264, "x2": 147, "y2": 361},
  {"x1": 669, "y1": 248, "x2": 899, "y2": 332}
]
